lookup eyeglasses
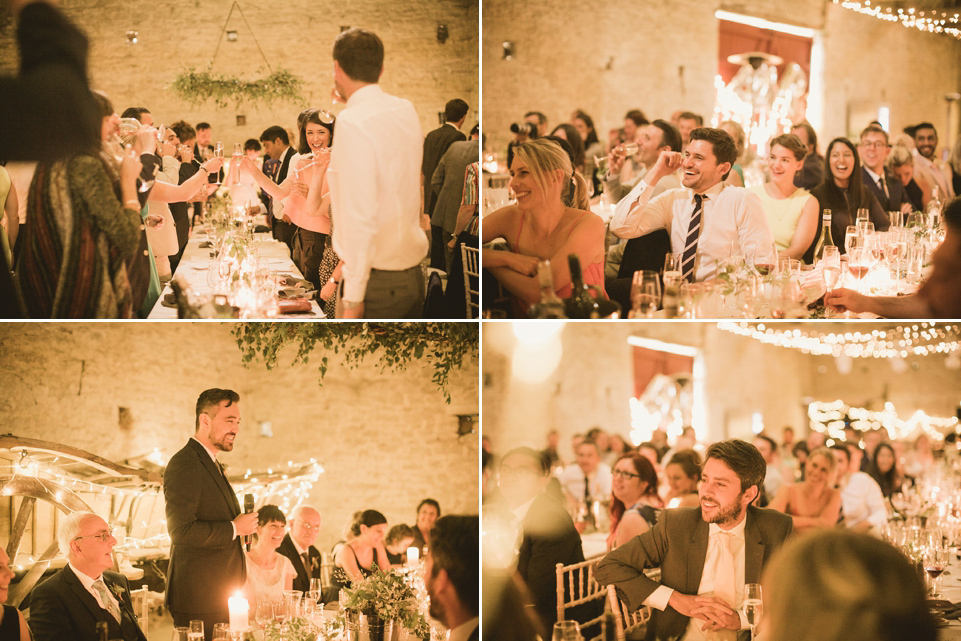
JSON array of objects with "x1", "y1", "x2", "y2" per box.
[
  {"x1": 74, "y1": 528, "x2": 113, "y2": 543},
  {"x1": 613, "y1": 469, "x2": 641, "y2": 480},
  {"x1": 860, "y1": 142, "x2": 890, "y2": 149},
  {"x1": 294, "y1": 521, "x2": 321, "y2": 532}
]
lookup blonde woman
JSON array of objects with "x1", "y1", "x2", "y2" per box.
[
  {"x1": 482, "y1": 138, "x2": 605, "y2": 316},
  {"x1": 767, "y1": 447, "x2": 841, "y2": 532},
  {"x1": 762, "y1": 530, "x2": 936, "y2": 641}
]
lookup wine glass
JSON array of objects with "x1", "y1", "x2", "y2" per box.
[
  {"x1": 847, "y1": 247, "x2": 872, "y2": 293},
  {"x1": 212, "y1": 623, "x2": 230, "y2": 641},
  {"x1": 254, "y1": 602, "x2": 273, "y2": 629},
  {"x1": 924, "y1": 538, "x2": 947, "y2": 598},
  {"x1": 856, "y1": 207, "x2": 870, "y2": 224},
  {"x1": 171, "y1": 627, "x2": 189, "y2": 641},
  {"x1": 630, "y1": 270, "x2": 661, "y2": 318},
  {"x1": 744, "y1": 583, "x2": 762, "y2": 641},
  {"x1": 552, "y1": 620, "x2": 583, "y2": 641},
  {"x1": 187, "y1": 621, "x2": 204, "y2": 641}
]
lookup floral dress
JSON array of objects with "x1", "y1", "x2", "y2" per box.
[{"x1": 316, "y1": 204, "x2": 340, "y2": 318}]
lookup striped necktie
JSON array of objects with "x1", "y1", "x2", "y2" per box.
[{"x1": 681, "y1": 194, "x2": 704, "y2": 282}]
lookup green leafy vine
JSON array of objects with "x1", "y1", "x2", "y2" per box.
[
  {"x1": 232, "y1": 323, "x2": 478, "y2": 403},
  {"x1": 171, "y1": 67, "x2": 303, "y2": 108}
]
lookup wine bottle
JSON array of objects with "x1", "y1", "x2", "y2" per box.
[
  {"x1": 529, "y1": 260, "x2": 567, "y2": 318},
  {"x1": 564, "y1": 255, "x2": 601, "y2": 318},
  {"x1": 926, "y1": 184, "x2": 941, "y2": 229},
  {"x1": 170, "y1": 275, "x2": 201, "y2": 319},
  {"x1": 812, "y1": 209, "x2": 835, "y2": 262},
  {"x1": 563, "y1": 254, "x2": 622, "y2": 319}
]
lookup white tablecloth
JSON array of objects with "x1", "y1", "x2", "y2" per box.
[
  {"x1": 148, "y1": 232, "x2": 324, "y2": 319},
  {"x1": 581, "y1": 531, "x2": 609, "y2": 560}
]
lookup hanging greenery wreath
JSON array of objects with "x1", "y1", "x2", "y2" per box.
[{"x1": 171, "y1": 67, "x2": 303, "y2": 109}]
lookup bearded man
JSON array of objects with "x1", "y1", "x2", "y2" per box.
[{"x1": 596, "y1": 439, "x2": 793, "y2": 641}]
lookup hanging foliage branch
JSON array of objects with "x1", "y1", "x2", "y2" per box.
[
  {"x1": 171, "y1": 67, "x2": 303, "y2": 109},
  {"x1": 232, "y1": 323, "x2": 478, "y2": 403}
]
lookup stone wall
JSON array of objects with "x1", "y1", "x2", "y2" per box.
[
  {"x1": 483, "y1": 0, "x2": 961, "y2": 160},
  {"x1": 0, "y1": 323, "x2": 478, "y2": 553},
  {"x1": 482, "y1": 322, "x2": 961, "y2": 461},
  {"x1": 0, "y1": 0, "x2": 479, "y2": 148}
]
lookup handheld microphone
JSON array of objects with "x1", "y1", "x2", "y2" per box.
[{"x1": 244, "y1": 494, "x2": 254, "y2": 551}]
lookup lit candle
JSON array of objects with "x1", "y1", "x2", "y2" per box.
[
  {"x1": 407, "y1": 546, "x2": 419, "y2": 565},
  {"x1": 228, "y1": 593, "x2": 249, "y2": 631}
]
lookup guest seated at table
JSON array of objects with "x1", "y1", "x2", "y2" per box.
[
  {"x1": 549, "y1": 125, "x2": 585, "y2": 182},
  {"x1": 571, "y1": 109, "x2": 605, "y2": 195},
  {"x1": 767, "y1": 447, "x2": 842, "y2": 533},
  {"x1": 661, "y1": 448, "x2": 700, "y2": 509},
  {"x1": 887, "y1": 144, "x2": 926, "y2": 212},
  {"x1": 804, "y1": 137, "x2": 888, "y2": 262},
  {"x1": 829, "y1": 445, "x2": 886, "y2": 533},
  {"x1": 0, "y1": 545, "x2": 29, "y2": 640},
  {"x1": 859, "y1": 125, "x2": 913, "y2": 216},
  {"x1": 604, "y1": 119, "x2": 682, "y2": 206},
  {"x1": 411, "y1": 498, "x2": 440, "y2": 554},
  {"x1": 790, "y1": 121, "x2": 824, "y2": 191},
  {"x1": 244, "y1": 505, "x2": 296, "y2": 612},
  {"x1": 483, "y1": 138, "x2": 605, "y2": 316},
  {"x1": 559, "y1": 439, "x2": 612, "y2": 525},
  {"x1": 761, "y1": 530, "x2": 936, "y2": 641},
  {"x1": 718, "y1": 120, "x2": 746, "y2": 187},
  {"x1": 28, "y1": 512, "x2": 146, "y2": 641},
  {"x1": 749, "y1": 134, "x2": 818, "y2": 261},
  {"x1": 608, "y1": 128, "x2": 776, "y2": 282},
  {"x1": 826, "y1": 196, "x2": 961, "y2": 318},
  {"x1": 866, "y1": 442, "x2": 901, "y2": 499},
  {"x1": 607, "y1": 453, "x2": 662, "y2": 550},
  {"x1": 332, "y1": 509, "x2": 390, "y2": 587},
  {"x1": 384, "y1": 524, "x2": 416, "y2": 566}
]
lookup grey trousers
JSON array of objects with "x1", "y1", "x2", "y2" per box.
[{"x1": 343, "y1": 265, "x2": 424, "y2": 319}]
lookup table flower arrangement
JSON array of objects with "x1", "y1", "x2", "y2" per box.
[{"x1": 324, "y1": 566, "x2": 430, "y2": 640}]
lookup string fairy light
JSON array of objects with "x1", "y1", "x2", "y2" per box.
[
  {"x1": 808, "y1": 400, "x2": 958, "y2": 441},
  {"x1": 832, "y1": 0, "x2": 961, "y2": 40},
  {"x1": 717, "y1": 322, "x2": 961, "y2": 358}
]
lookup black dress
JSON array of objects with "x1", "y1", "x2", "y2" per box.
[{"x1": 0, "y1": 604, "x2": 19, "y2": 640}]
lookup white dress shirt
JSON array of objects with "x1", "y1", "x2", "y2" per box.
[
  {"x1": 329, "y1": 84, "x2": 429, "y2": 303},
  {"x1": 839, "y1": 471, "x2": 887, "y2": 531},
  {"x1": 644, "y1": 517, "x2": 749, "y2": 638},
  {"x1": 69, "y1": 563, "x2": 121, "y2": 614},
  {"x1": 558, "y1": 463, "x2": 613, "y2": 501},
  {"x1": 609, "y1": 180, "x2": 776, "y2": 282},
  {"x1": 448, "y1": 617, "x2": 479, "y2": 641}
]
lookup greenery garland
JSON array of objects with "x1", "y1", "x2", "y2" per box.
[
  {"x1": 232, "y1": 323, "x2": 478, "y2": 403},
  {"x1": 171, "y1": 67, "x2": 303, "y2": 108}
]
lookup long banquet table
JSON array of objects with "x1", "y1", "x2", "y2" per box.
[{"x1": 148, "y1": 231, "x2": 324, "y2": 319}]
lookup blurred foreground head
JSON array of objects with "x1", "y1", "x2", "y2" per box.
[{"x1": 762, "y1": 529, "x2": 936, "y2": 641}]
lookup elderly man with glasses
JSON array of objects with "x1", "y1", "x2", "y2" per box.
[
  {"x1": 277, "y1": 505, "x2": 323, "y2": 593},
  {"x1": 28, "y1": 511, "x2": 148, "y2": 641}
]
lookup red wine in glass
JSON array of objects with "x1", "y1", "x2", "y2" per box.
[
  {"x1": 926, "y1": 565, "x2": 945, "y2": 579},
  {"x1": 848, "y1": 265, "x2": 870, "y2": 279}
]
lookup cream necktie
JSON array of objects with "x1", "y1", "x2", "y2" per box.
[
  {"x1": 93, "y1": 579, "x2": 122, "y2": 623},
  {"x1": 713, "y1": 532, "x2": 738, "y2": 641}
]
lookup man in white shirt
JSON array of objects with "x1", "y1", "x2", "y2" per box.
[
  {"x1": 913, "y1": 122, "x2": 955, "y2": 200},
  {"x1": 752, "y1": 434, "x2": 782, "y2": 504},
  {"x1": 596, "y1": 439, "x2": 793, "y2": 641},
  {"x1": 424, "y1": 515, "x2": 478, "y2": 641},
  {"x1": 830, "y1": 445, "x2": 887, "y2": 532},
  {"x1": 28, "y1": 512, "x2": 148, "y2": 641},
  {"x1": 609, "y1": 127, "x2": 776, "y2": 282},
  {"x1": 558, "y1": 439, "x2": 613, "y2": 509},
  {"x1": 604, "y1": 119, "x2": 683, "y2": 203},
  {"x1": 328, "y1": 28, "x2": 429, "y2": 318}
]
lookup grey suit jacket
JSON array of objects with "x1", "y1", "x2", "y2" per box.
[
  {"x1": 430, "y1": 140, "x2": 479, "y2": 233},
  {"x1": 595, "y1": 505, "x2": 793, "y2": 641}
]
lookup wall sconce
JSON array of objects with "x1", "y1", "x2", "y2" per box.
[
  {"x1": 125, "y1": 30, "x2": 139, "y2": 45},
  {"x1": 236, "y1": 115, "x2": 246, "y2": 127},
  {"x1": 259, "y1": 421, "x2": 273, "y2": 438},
  {"x1": 437, "y1": 24, "x2": 449, "y2": 44},
  {"x1": 502, "y1": 41, "x2": 515, "y2": 60},
  {"x1": 227, "y1": 30, "x2": 238, "y2": 42}
]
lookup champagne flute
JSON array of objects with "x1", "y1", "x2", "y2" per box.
[
  {"x1": 856, "y1": 207, "x2": 869, "y2": 224},
  {"x1": 821, "y1": 245, "x2": 841, "y2": 299},
  {"x1": 744, "y1": 583, "x2": 762, "y2": 641},
  {"x1": 844, "y1": 225, "x2": 860, "y2": 255},
  {"x1": 630, "y1": 270, "x2": 661, "y2": 319}
]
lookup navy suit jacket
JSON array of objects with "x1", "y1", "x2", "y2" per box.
[
  {"x1": 29, "y1": 566, "x2": 147, "y2": 641},
  {"x1": 422, "y1": 123, "x2": 466, "y2": 215},
  {"x1": 596, "y1": 505, "x2": 793, "y2": 641},
  {"x1": 862, "y1": 166, "x2": 910, "y2": 213},
  {"x1": 163, "y1": 439, "x2": 245, "y2": 617}
]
